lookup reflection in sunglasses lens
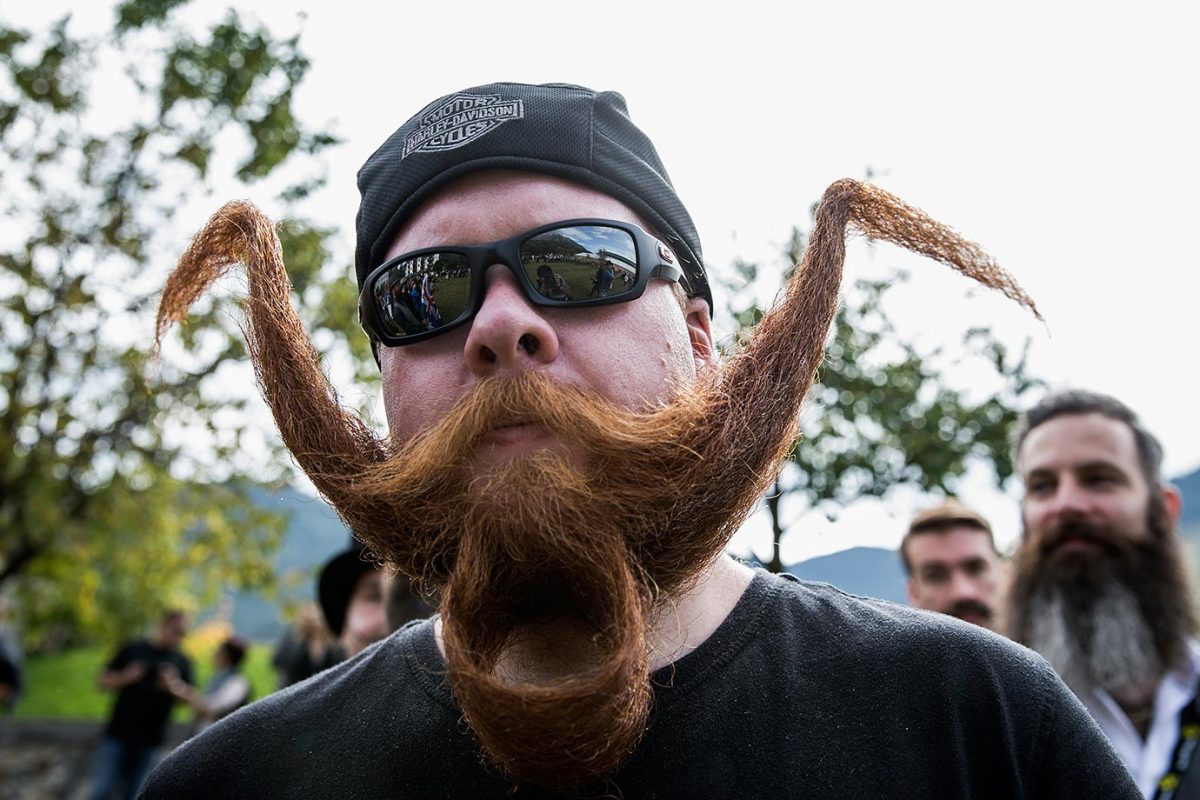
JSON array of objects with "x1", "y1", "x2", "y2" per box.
[
  {"x1": 522, "y1": 225, "x2": 638, "y2": 302},
  {"x1": 373, "y1": 253, "x2": 470, "y2": 338}
]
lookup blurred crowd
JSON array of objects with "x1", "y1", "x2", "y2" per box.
[{"x1": 54, "y1": 547, "x2": 430, "y2": 800}]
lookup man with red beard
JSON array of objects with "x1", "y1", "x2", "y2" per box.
[
  {"x1": 141, "y1": 83, "x2": 1137, "y2": 798},
  {"x1": 1010, "y1": 390, "x2": 1197, "y2": 799}
]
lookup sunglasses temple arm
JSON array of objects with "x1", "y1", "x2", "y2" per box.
[{"x1": 649, "y1": 263, "x2": 684, "y2": 285}]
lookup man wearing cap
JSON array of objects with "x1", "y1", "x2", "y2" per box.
[
  {"x1": 143, "y1": 83, "x2": 1137, "y2": 797},
  {"x1": 271, "y1": 548, "x2": 388, "y2": 687},
  {"x1": 317, "y1": 547, "x2": 389, "y2": 659},
  {"x1": 1009, "y1": 390, "x2": 1199, "y2": 799},
  {"x1": 901, "y1": 500, "x2": 1007, "y2": 631}
]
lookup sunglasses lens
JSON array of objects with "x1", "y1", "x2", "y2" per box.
[
  {"x1": 372, "y1": 253, "x2": 471, "y2": 339},
  {"x1": 521, "y1": 225, "x2": 638, "y2": 303}
]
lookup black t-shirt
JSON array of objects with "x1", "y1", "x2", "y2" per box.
[
  {"x1": 142, "y1": 570, "x2": 1140, "y2": 798},
  {"x1": 0, "y1": 652, "x2": 19, "y2": 709},
  {"x1": 105, "y1": 638, "x2": 193, "y2": 746}
]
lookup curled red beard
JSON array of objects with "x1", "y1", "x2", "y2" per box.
[
  {"x1": 153, "y1": 180, "x2": 1037, "y2": 788},
  {"x1": 348, "y1": 373, "x2": 718, "y2": 786}
]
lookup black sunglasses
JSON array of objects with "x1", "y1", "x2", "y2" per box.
[{"x1": 358, "y1": 218, "x2": 685, "y2": 347}]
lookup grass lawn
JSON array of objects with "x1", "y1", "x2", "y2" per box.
[
  {"x1": 14, "y1": 646, "x2": 110, "y2": 720},
  {"x1": 14, "y1": 643, "x2": 278, "y2": 721}
]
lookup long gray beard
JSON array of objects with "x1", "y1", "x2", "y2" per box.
[{"x1": 1026, "y1": 581, "x2": 1163, "y2": 695}]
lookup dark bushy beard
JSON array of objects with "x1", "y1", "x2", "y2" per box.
[
  {"x1": 1009, "y1": 494, "x2": 1197, "y2": 695},
  {"x1": 154, "y1": 180, "x2": 1036, "y2": 790}
]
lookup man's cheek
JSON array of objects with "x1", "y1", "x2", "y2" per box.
[
  {"x1": 348, "y1": 601, "x2": 387, "y2": 638},
  {"x1": 1021, "y1": 509, "x2": 1045, "y2": 540},
  {"x1": 382, "y1": 375, "x2": 447, "y2": 443}
]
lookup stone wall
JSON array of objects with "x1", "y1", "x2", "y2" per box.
[{"x1": 0, "y1": 719, "x2": 188, "y2": 800}]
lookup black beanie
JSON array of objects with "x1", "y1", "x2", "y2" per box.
[
  {"x1": 354, "y1": 82, "x2": 711, "y2": 314},
  {"x1": 317, "y1": 547, "x2": 374, "y2": 637}
]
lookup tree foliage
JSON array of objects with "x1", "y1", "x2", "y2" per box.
[
  {"x1": 719, "y1": 225, "x2": 1042, "y2": 572},
  {"x1": 0, "y1": 1, "x2": 372, "y2": 649}
]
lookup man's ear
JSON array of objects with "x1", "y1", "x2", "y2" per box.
[
  {"x1": 905, "y1": 578, "x2": 919, "y2": 607},
  {"x1": 1163, "y1": 484, "x2": 1183, "y2": 526},
  {"x1": 684, "y1": 297, "x2": 717, "y2": 373}
]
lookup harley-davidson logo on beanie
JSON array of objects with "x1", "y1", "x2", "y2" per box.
[{"x1": 354, "y1": 82, "x2": 711, "y2": 315}]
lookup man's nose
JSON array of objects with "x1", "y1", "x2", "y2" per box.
[
  {"x1": 464, "y1": 264, "x2": 560, "y2": 375},
  {"x1": 949, "y1": 572, "x2": 983, "y2": 602},
  {"x1": 1045, "y1": 477, "x2": 1092, "y2": 520}
]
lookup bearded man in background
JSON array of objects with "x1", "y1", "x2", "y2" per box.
[
  {"x1": 1010, "y1": 389, "x2": 1198, "y2": 799},
  {"x1": 141, "y1": 83, "x2": 1136, "y2": 798}
]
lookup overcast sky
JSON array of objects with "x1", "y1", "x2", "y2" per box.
[{"x1": 8, "y1": 0, "x2": 1198, "y2": 563}]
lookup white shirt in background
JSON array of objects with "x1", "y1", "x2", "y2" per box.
[{"x1": 1079, "y1": 641, "x2": 1200, "y2": 799}]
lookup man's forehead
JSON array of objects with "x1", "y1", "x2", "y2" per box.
[
  {"x1": 355, "y1": 569, "x2": 382, "y2": 591},
  {"x1": 385, "y1": 170, "x2": 653, "y2": 260},
  {"x1": 908, "y1": 526, "x2": 996, "y2": 562},
  {"x1": 1019, "y1": 412, "x2": 1141, "y2": 475}
]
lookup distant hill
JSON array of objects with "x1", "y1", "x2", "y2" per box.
[
  {"x1": 1175, "y1": 466, "x2": 1200, "y2": 527},
  {"x1": 221, "y1": 486, "x2": 353, "y2": 640},
  {"x1": 786, "y1": 546, "x2": 907, "y2": 604},
  {"x1": 253, "y1": 486, "x2": 355, "y2": 573}
]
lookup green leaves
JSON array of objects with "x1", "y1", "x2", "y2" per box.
[
  {"x1": 114, "y1": 0, "x2": 190, "y2": 34},
  {"x1": 240, "y1": 90, "x2": 301, "y2": 179},
  {"x1": 277, "y1": 219, "x2": 332, "y2": 295},
  {"x1": 0, "y1": 27, "x2": 29, "y2": 59},
  {"x1": 724, "y1": 235, "x2": 1042, "y2": 571},
  {"x1": 16, "y1": 476, "x2": 283, "y2": 647},
  {"x1": 0, "y1": 2, "x2": 368, "y2": 650},
  {"x1": 6, "y1": 18, "x2": 84, "y2": 112},
  {"x1": 793, "y1": 271, "x2": 1039, "y2": 498},
  {"x1": 160, "y1": 16, "x2": 271, "y2": 113},
  {"x1": 173, "y1": 138, "x2": 211, "y2": 175},
  {"x1": 154, "y1": 15, "x2": 336, "y2": 183}
]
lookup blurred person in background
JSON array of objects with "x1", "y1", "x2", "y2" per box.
[
  {"x1": 901, "y1": 499, "x2": 1007, "y2": 632},
  {"x1": 90, "y1": 609, "x2": 192, "y2": 800},
  {"x1": 382, "y1": 570, "x2": 432, "y2": 633},
  {"x1": 270, "y1": 603, "x2": 339, "y2": 689},
  {"x1": 1010, "y1": 390, "x2": 1197, "y2": 799},
  {"x1": 0, "y1": 593, "x2": 22, "y2": 712},
  {"x1": 317, "y1": 546, "x2": 389, "y2": 659},
  {"x1": 164, "y1": 635, "x2": 252, "y2": 736}
]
